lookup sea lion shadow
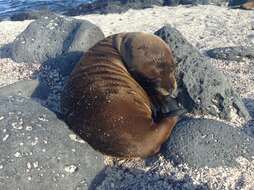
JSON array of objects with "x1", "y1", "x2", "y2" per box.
[
  {"x1": 242, "y1": 98, "x2": 254, "y2": 119},
  {"x1": 0, "y1": 43, "x2": 12, "y2": 58},
  {"x1": 37, "y1": 50, "x2": 84, "y2": 78},
  {"x1": 88, "y1": 166, "x2": 209, "y2": 190},
  {"x1": 242, "y1": 98, "x2": 254, "y2": 138},
  {"x1": 29, "y1": 51, "x2": 84, "y2": 115},
  {"x1": 0, "y1": 47, "x2": 83, "y2": 117}
]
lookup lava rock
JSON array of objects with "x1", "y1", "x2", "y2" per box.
[
  {"x1": 163, "y1": 118, "x2": 254, "y2": 168},
  {"x1": 10, "y1": 10, "x2": 55, "y2": 21},
  {"x1": 65, "y1": 0, "x2": 227, "y2": 16},
  {"x1": 0, "y1": 96, "x2": 105, "y2": 190},
  {"x1": 206, "y1": 46, "x2": 254, "y2": 61},
  {"x1": 0, "y1": 79, "x2": 49, "y2": 100},
  {"x1": 65, "y1": 0, "x2": 164, "y2": 16},
  {"x1": 10, "y1": 14, "x2": 104, "y2": 64},
  {"x1": 164, "y1": 0, "x2": 227, "y2": 6},
  {"x1": 155, "y1": 25, "x2": 250, "y2": 121}
]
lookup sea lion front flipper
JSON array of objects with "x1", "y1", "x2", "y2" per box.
[
  {"x1": 146, "y1": 116, "x2": 178, "y2": 157},
  {"x1": 154, "y1": 96, "x2": 187, "y2": 122}
]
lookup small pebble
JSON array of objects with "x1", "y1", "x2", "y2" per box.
[{"x1": 64, "y1": 165, "x2": 78, "y2": 173}]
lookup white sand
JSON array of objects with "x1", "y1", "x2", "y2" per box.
[{"x1": 0, "y1": 5, "x2": 254, "y2": 189}]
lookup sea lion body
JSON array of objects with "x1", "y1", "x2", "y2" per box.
[
  {"x1": 61, "y1": 32, "x2": 178, "y2": 158},
  {"x1": 241, "y1": 1, "x2": 254, "y2": 9},
  {"x1": 230, "y1": 0, "x2": 254, "y2": 9}
]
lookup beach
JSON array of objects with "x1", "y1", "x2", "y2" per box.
[{"x1": 0, "y1": 5, "x2": 254, "y2": 189}]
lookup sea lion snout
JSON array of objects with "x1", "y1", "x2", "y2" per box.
[{"x1": 159, "y1": 72, "x2": 177, "y2": 95}]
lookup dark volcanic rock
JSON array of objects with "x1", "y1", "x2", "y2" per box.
[
  {"x1": 0, "y1": 79, "x2": 49, "y2": 100},
  {"x1": 10, "y1": 10, "x2": 55, "y2": 21},
  {"x1": 0, "y1": 96, "x2": 105, "y2": 190},
  {"x1": 65, "y1": 0, "x2": 227, "y2": 16},
  {"x1": 206, "y1": 46, "x2": 254, "y2": 61},
  {"x1": 155, "y1": 25, "x2": 250, "y2": 121},
  {"x1": 10, "y1": 14, "x2": 104, "y2": 64},
  {"x1": 8, "y1": 14, "x2": 105, "y2": 114},
  {"x1": 65, "y1": 0, "x2": 164, "y2": 16},
  {"x1": 163, "y1": 118, "x2": 254, "y2": 168},
  {"x1": 164, "y1": 0, "x2": 227, "y2": 6}
]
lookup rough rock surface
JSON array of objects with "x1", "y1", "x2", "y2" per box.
[
  {"x1": 10, "y1": 14, "x2": 104, "y2": 64},
  {"x1": 155, "y1": 25, "x2": 250, "y2": 121},
  {"x1": 7, "y1": 14, "x2": 105, "y2": 114},
  {"x1": 10, "y1": 10, "x2": 55, "y2": 21},
  {"x1": 206, "y1": 46, "x2": 254, "y2": 61},
  {"x1": 65, "y1": 0, "x2": 164, "y2": 16},
  {"x1": 0, "y1": 96, "x2": 105, "y2": 190},
  {"x1": 66, "y1": 0, "x2": 228, "y2": 16},
  {"x1": 0, "y1": 79, "x2": 49, "y2": 100},
  {"x1": 163, "y1": 118, "x2": 254, "y2": 168},
  {"x1": 164, "y1": 0, "x2": 227, "y2": 6}
]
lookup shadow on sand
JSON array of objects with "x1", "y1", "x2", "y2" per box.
[
  {"x1": 0, "y1": 42, "x2": 83, "y2": 116},
  {"x1": 0, "y1": 43, "x2": 12, "y2": 59},
  {"x1": 88, "y1": 165, "x2": 209, "y2": 190},
  {"x1": 242, "y1": 98, "x2": 254, "y2": 138}
]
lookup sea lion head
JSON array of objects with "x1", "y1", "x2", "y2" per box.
[{"x1": 114, "y1": 32, "x2": 177, "y2": 97}]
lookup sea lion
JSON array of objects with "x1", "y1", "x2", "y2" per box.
[
  {"x1": 230, "y1": 0, "x2": 254, "y2": 9},
  {"x1": 241, "y1": 1, "x2": 254, "y2": 9},
  {"x1": 61, "y1": 32, "x2": 183, "y2": 158}
]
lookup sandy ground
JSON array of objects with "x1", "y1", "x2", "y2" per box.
[{"x1": 0, "y1": 5, "x2": 254, "y2": 189}]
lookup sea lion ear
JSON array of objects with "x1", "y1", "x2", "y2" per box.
[
  {"x1": 113, "y1": 33, "x2": 123, "y2": 52},
  {"x1": 113, "y1": 33, "x2": 133, "y2": 68}
]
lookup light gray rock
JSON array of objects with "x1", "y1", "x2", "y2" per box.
[
  {"x1": 0, "y1": 96, "x2": 105, "y2": 190},
  {"x1": 206, "y1": 46, "x2": 254, "y2": 61},
  {"x1": 10, "y1": 14, "x2": 104, "y2": 64},
  {"x1": 155, "y1": 25, "x2": 250, "y2": 121},
  {"x1": 163, "y1": 118, "x2": 254, "y2": 168},
  {"x1": 0, "y1": 79, "x2": 49, "y2": 100}
]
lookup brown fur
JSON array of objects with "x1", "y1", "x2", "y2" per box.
[
  {"x1": 241, "y1": 1, "x2": 254, "y2": 9},
  {"x1": 61, "y1": 32, "x2": 178, "y2": 158}
]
